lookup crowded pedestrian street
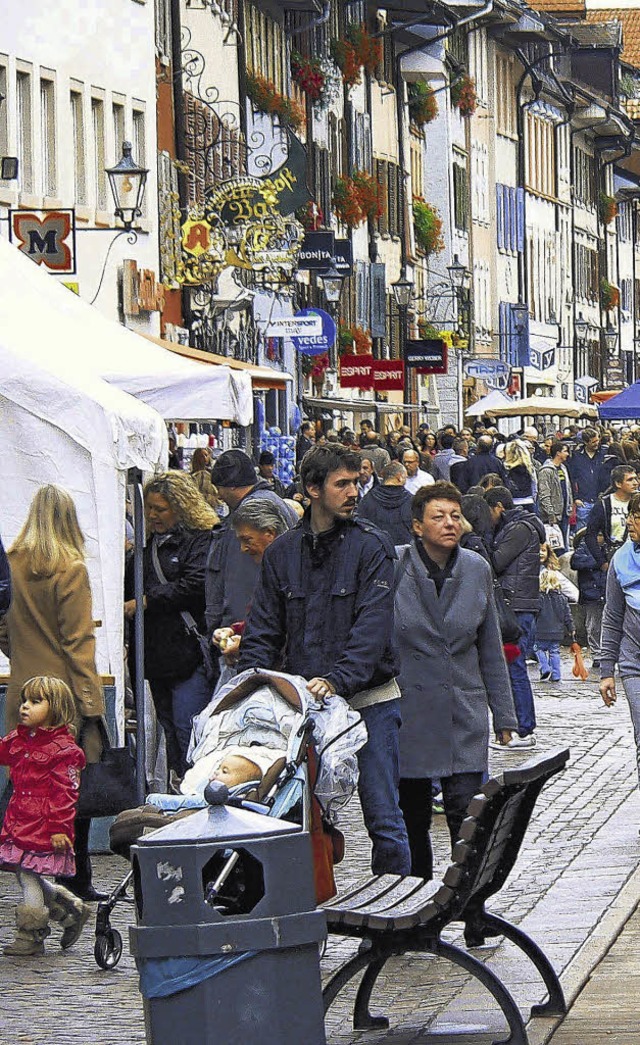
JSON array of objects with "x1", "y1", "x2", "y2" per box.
[{"x1": 1, "y1": 654, "x2": 640, "y2": 1044}]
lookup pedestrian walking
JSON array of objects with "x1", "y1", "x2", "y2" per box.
[
  {"x1": 485, "y1": 486, "x2": 546, "y2": 749},
  {"x1": 0, "y1": 676, "x2": 91, "y2": 956},
  {"x1": 402, "y1": 448, "x2": 435, "y2": 495},
  {"x1": 503, "y1": 439, "x2": 537, "y2": 509},
  {"x1": 600, "y1": 494, "x2": 640, "y2": 787},
  {"x1": 0, "y1": 485, "x2": 106, "y2": 901},
  {"x1": 537, "y1": 440, "x2": 571, "y2": 553},
  {"x1": 534, "y1": 569, "x2": 576, "y2": 682},
  {"x1": 124, "y1": 472, "x2": 217, "y2": 780},
  {"x1": 394, "y1": 482, "x2": 516, "y2": 878},
  {"x1": 570, "y1": 528, "x2": 606, "y2": 669},
  {"x1": 584, "y1": 464, "x2": 639, "y2": 568},
  {"x1": 238, "y1": 444, "x2": 411, "y2": 876},
  {"x1": 356, "y1": 461, "x2": 413, "y2": 545},
  {"x1": 568, "y1": 427, "x2": 608, "y2": 529}
]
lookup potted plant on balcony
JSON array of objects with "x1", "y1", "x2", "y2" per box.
[
  {"x1": 599, "y1": 193, "x2": 619, "y2": 225},
  {"x1": 330, "y1": 23, "x2": 382, "y2": 87},
  {"x1": 413, "y1": 198, "x2": 445, "y2": 256},
  {"x1": 246, "y1": 71, "x2": 305, "y2": 131},
  {"x1": 601, "y1": 278, "x2": 620, "y2": 311},
  {"x1": 333, "y1": 171, "x2": 383, "y2": 228},
  {"x1": 337, "y1": 323, "x2": 373, "y2": 355},
  {"x1": 407, "y1": 81, "x2": 438, "y2": 127},
  {"x1": 450, "y1": 75, "x2": 477, "y2": 117}
]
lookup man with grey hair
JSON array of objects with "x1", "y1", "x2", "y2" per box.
[
  {"x1": 231, "y1": 498, "x2": 292, "y2": 563},
  {"x1": 522, "y1": 425, "x2": 547, "y2": 467},
  {"x1": 402, "y1": 448, "x2": 435, "y2": 495},
  {"x1": 356, "y1": 461, "x2": 413, "y2": 545},
  {"x1": 456, "y1": 435, "x2": 506, "y2": 493}
]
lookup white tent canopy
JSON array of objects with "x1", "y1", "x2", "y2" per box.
[
  {"x1": 465, "y1": 390, "x2": 514, "y2": 417},
  {"x1": 0, "y1": 238, "x2": 168, "y2": 709},
  {"x1": 484, "y1": 394, "x2": 598, "y2": 419},
  {"x1": 0, "y1": 237, "x2": 253, "y2": 425}
]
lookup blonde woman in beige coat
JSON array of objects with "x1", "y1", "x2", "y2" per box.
[{"x1": 1, "y1": 485, "x2": 106, "y2": 901}]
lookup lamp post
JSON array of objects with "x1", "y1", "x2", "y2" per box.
[
  {"x1": 105, "y1": 141, "x2": 149, "y2": 232},
  {"x1": 318, "y1": 257, "x2": 345, "y2": 368},
  {"x1": 603, "y1": 323, "x2": 619, "y2": 356}
]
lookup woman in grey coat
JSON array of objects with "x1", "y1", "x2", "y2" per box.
[{"x1": 395, "y1": 481, "x2": 518, "y2": 879}]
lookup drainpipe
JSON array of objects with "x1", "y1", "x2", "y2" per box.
[{"x1": 170, "y1": 0, "x2": 191, "y2": 329}]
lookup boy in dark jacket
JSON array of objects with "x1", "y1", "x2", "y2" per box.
[
  {"x1": 535, "y1": 569, "x2": 576, "y2": 681},
  {"x1": 570, "y1": 527, "x2": 607, "y2": 668}
]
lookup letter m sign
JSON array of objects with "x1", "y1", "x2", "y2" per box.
[{"x1": 11, "y1": 210, "x2": 75, "y2": 273}]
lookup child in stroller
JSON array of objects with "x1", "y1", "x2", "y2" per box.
[{"x1": 93, "y1": 669, "x2": 366, "y2": 969}]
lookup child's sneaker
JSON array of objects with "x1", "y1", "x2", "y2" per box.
[{"x1": 539, "y1": 672, "x2": 552, "y2": 682}]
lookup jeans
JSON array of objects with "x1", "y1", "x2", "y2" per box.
[
  {"x1": 584, "y1": 602, "x2": 603, "y2": 660},
  {"x1": 150, "y1": 663, "x2": 213, "y2": 777},
  {"x1": 621, "y1": 676, "x2": 640, "y2": 788},
  {"x1": 576, "y1": 501, "x2": 595, "y2": 530},
  {"x1": 508, "y1": 612, "x2": 537, "y2": 737},
  {"x1": 356, "y1": 700, "x2": 411, "y2": 876},
  {"x1": 535, "y1": 641, "x2": 561, "y2": 681},
  {"x1": 399, "y1": 772, "x2": 483, "y2": 880}
]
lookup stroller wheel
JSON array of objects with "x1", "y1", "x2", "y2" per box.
[{"x1": 94, "y1": 929, "x2": 123, "y2": 970}]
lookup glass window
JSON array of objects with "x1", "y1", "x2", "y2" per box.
[
  {"x1": 92, "y1": 97, "x2": 107, "y2": 211},
  {"x1": 16, "y1": 70, "x2": 33, "y2": 192},
  {"x1": 70, "y1": 90, "x2": 86, "y2": 204},
  {"x1": 40, "y1": 78, "x2": 56, "y2": 196}
]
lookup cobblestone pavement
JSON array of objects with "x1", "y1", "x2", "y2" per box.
[{"x1": 1, "y1": 654, "x2": 639, "y2": 1044}]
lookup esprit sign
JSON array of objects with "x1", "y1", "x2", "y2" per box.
[
  {"x1": 372, "y1": 359, "x2": 404, "y2": 391},
  {"x1": 340, "y1": 354, "x2": 373, "y2": 389}
]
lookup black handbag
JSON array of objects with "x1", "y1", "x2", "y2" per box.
[
  {"x1": 76, "y1": 719, "x2": 138, "y2": 819},
  {"x1": 492, "y1": 581, "x2": 523, "y2": 644}
]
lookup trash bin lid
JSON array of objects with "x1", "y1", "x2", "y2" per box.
[{"x1": 134, "y1": 803, "x2": 302, "y2": 847}]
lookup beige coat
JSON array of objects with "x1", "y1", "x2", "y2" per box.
[{"x1": 2, "y1": 551, "x2": 105, "y2": 762}]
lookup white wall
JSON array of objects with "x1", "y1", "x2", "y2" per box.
[{"x1": 0, "y1": 0, "x2": 159, "y2": 327}]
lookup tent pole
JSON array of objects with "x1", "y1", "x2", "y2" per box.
[{"x1": 131, "y1": 470, "x2": 147, "y2": 805}]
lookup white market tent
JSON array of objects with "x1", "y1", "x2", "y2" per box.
[
  {"x1": 0, "y1": 241, "x2": 169, "y2": 710},
  {"x1": 0, "y1": 237, "x2": 253, "y2": 425},
  {"x1": 465, "y1": 390, "x2": 514, "y2": 417},
  {"x1": 485, "y1": 394, "x2": 598, "y2": 420}
]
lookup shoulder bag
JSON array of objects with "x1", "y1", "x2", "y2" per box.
[
  {"x1": 492, "y1": 579, "x2": 523, "y2": 644},
  {"x1": 150, "y1": 538, "x2": 217, "y2": 683},
  {"x1": 76, "y1": 718, "x2": 138, "y2": 818}
]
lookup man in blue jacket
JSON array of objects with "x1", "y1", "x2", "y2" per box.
[
  {"x1": 0, "y1": 534, "x2": 10, "y2": 616},
  {"x1": 568, "y1": 428, "x2": 608, "y2": 529},
  {"x1": 238, "y1": 444, "x2": 411, "y2": 875}
]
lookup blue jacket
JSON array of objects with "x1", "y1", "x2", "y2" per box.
[
  {"x1": 570, "y1": 540, "x2": 607, "y2": 604},
  {"x1": 355, "y1": 483, "x2": 413, "y2": 546},
  {"x1": 237, "y1": 514, "x2": 399, "y2": 697},
  {"x1": 0, "y1": 537, "x2": 10, "y2": 616},
  {"x1": 456, "y1": 451, "x2": 506, "y2": 493},
  {"x1": 568, "y1": 447, "x2": 608, "y2": 503},
  {"x1": 536, "y1": 590, "x2": 574, "y2": 643}
]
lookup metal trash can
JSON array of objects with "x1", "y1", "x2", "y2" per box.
[{"x1": 129, "y1": 791, "x2": 327, "y2": 1045}]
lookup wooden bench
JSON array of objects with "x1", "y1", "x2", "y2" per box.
[{"x1": 322, "y1": 748, "x2": 570, "y2": 1045}]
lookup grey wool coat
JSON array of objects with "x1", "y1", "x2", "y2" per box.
[{"x1": 394, "y1": 543, "x2": 517, "y2": 779}]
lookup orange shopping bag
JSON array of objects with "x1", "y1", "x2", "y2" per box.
[{"x1": 570, "y1": 642, "x2": 589, "y2": 681}]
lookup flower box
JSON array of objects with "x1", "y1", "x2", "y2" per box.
[
  {"x1": 451, "y1": 75, "x2": 477, "y2": 117},
  {"x1": 413, "y1": 198, "x2": 445, "y2": 256},
  {"x1": 246, "y1": 72, "x2": 305, "y2": 131},
  {"x1": 333, "y1": 171, "x2": 383, "y2": 229}
]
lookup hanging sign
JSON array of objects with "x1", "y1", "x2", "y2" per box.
[
  {"x1": 263, "y1": 313, "x2": 322, "y2": 337},
  {"x1": 529, "y1": 345, "x2": 555, "y2": 371},
  {"x1": 290, "y1": 308, "x2": 336, "y2": 355},
  {"x1": 373, "y1": 359, "x2": 404, "y2": 391},
  {"x1": 297, "y1": 230, "x2": 335, "y2": 271},
  {"x1": 10, "y1": 209, "x2": 76, "y2": 274},
  {"x1": 340, "y1": 354, "x2": 374, "y2": 389},
  {"x1": 465, "y1": 359, "x2": 510, "y2": 379},
  {"x1": 405, "y1": 339, "x2": 448, "y2": 374},
  {"x1": 263, "y1": 131, "x2": 312, "y2": 217}
]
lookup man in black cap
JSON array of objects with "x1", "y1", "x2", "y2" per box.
[
  {"x1": 205, "y1": 450, "x2": 297, "y2": 651},
  {"x1": 257, "y1": 451, "x2": 287, "y2": 498}
]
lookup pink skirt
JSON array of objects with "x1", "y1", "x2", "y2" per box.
[{"x1": 0, "y1": 840, "x2": 76, "y2": 877}]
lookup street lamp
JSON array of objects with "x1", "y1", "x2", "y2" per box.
[
  {"x1": 106, "y1": 141, "x2": 149, "y2": 231},
  {"x1": 447, "y1": 254, "x2": 469, "y2": 291},
  {"x1": 603, "y1": 324, "x2": 619, "y2": 355},
  {"x1": 511, "y1": 301, "x2": 529, "y2": 335},
  {"x1": 318, "y1": 257, "x2": 344, "y2": 307},
  {"x1": 574, "y1": 312, "x2": 588, "y2": 341},
  {"x1": 391, "y1": 273, "x2": 414, "y2": 310}
]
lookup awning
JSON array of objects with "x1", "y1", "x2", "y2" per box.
[
  {"x1": 303, "y1": 396, "x2": 428, "y2": 414},
  {"x1": 141, "y1": 334, "x2": 293, "y2": 391}
]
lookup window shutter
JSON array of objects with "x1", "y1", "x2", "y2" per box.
[
  {"x1": 379, "y1": 160, "x2": 389, "y2": 235},
  {"x1": 370, "y1": 262, "x2": 386, "y2": 337},
  {"x1": 509, "y1": 187, "x2": 518, "y2": 253},
  {"x1": 499, "y1": 301, "x2": 507, "y2": 361},
  {"x1": 496, "y1": 184, "x2": 504, "y2": 250},
  {"x1": 516, "y1": 187, "x2": 525, "y2": 253},
  {"x1": 388, "y1": 164, "x2": 398, "y2": 236}
]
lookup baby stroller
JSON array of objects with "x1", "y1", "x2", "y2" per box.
[{"x1": 92, "y1": 668, "x2": 366, "y2": 970}]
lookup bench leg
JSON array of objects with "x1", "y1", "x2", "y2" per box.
[
  {"x1": 323, "y1": 947, "x2": 381, "y2": 1023},
  {"x1": 353, "y1": 957, "x2": 390, "y2": 1030},
  {"x1": 480, "y1": 912, "x2": 567, "y2": 1018},
  {"x1": 434, "y1": 938, "x2": 529, "y2": 1045}
]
